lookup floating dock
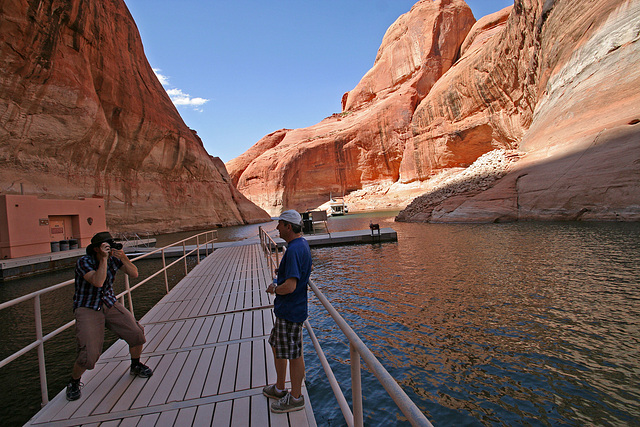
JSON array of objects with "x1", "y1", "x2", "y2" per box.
[
  {"x1": 215, "y1": 227, "x2": 397, "y2": 250},
  {"x1": 25, "y1": 243, "x2": 317, "y2": 426},
  {"x1": 0, "y1": 229, "x2": 397, "y2": 280},
  {"x1": 0, "y1": 239, "x2": 155, "y2": 281}
]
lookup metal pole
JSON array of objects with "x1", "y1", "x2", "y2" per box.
[
  {"x1": 34, "y1": 295, "x2": 49, "y2": 406},
  {"x1": 183, "y1": 241, "x2": 187, "y2": 275},
  {"x1": 305, "y1": 320, "x2": 354, "y2": 427},
  {"x1": 351, "y1": 343, "x2": 363, "y2": 427},
  {"x1": 196, "y1": 235, "x2": 200, "y2": 263},
  {"x1": 271, "y1": 241, "x2": 276, "y2": 272},
  {"x1": 125, "y1": 274, "x2": 134, "y2": 318},
  {"x1": 162, "y1": 249, "x2": 169, "y2": 293},
  {"x1": 308, "y1": 279, "x2": 433, "y2": 426}
]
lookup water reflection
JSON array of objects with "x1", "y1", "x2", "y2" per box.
[
  {"x1": 307, "y1": 220, "x2": 640, "y2": 426},
  {"x1": 1, "y1": 217, "x2": 639, "y2": 426}
]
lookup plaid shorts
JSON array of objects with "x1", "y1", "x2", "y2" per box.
[{"x1": 268, "y1": 317, "x2": 303, "y2": 359}]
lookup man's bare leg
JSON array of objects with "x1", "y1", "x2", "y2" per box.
[
  {"x1": 272, "y1": 346, "x2": 288, "y2": 391},
  {"x1": 71, "y1": 362, "x2": 86, "y2": 380},
  {"x1": 129, "y1": 344, "x2": 143, "y2": 359},
  {"x1": 289, "y1": 356, "x2": 305, "y2": 398}
]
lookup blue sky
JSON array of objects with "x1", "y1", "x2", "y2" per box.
[{"x1": 123, "y1": 1, "x2": 513, "y2": 163}]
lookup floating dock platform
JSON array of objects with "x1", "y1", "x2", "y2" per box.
[
  {"x1": 0, "y1": 229, "x2": 397, "y2": 280},
  {"x1": 0, "y1": 239, "x2": 156, "y2": 281},
  {"x1": 25, "y1": 243, "x2": 316, "y2": 426}
]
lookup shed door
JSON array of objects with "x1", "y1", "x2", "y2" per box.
[{"x1": 49, "y1": 220, "x2": 65, "y2": 241}]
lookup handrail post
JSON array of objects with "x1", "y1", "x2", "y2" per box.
[
  {"x1": 259, "y1": 227, "x2": 264, "y2": 255},
  {"x1": 270, "y1": 241, "x2": 275, "y2": 273},
  {"x1": 350, "y1": 343, "x2": 364, "y2": 427},
  {"x1": 124, "y1": 274, "x2": 134, "y2": 318},
  {"x1": 183, "y1": 241, "x2": 187, "y2": 275},
  {"x1": 162, "y1": 248, "x2": 169, "y2": 293},
  {"x1": 196, "y1": 235, "x2": 200, "y2": 264},
  {"x1": 305, "y1": 320, "x2": 354, "y2": 427},
  {"x1": 308, "y1": 279, "x2": 433, "y2": 426},
  {"x1": 34, "y1": 295, "x2": 49, "y2": 406}
]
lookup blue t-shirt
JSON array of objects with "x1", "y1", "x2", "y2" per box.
[{"x1": 274, "y1": 237, "x2": 312, "y2": 323}]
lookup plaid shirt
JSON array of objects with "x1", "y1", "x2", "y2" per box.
[{"x1": 74, "y1": 254, "x2": 123, "y2": 310}]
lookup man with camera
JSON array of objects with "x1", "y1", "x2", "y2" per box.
[{"x1": 66, "y1": 231, "x2": 153, "y2": 401}]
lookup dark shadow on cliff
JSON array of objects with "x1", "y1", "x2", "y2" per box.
[{"x1": 396, "y1": 120, "x2": 640, "y2": 223}]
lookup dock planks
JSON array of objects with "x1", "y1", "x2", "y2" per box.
[{"x1": 26, "y1": 244, "x2": 316, "y2": 427}]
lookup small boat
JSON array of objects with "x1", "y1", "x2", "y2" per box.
[{"x1": 328, "y1": 197, "x2": 348, "y2": 216}]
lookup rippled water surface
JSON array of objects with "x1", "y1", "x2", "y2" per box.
[
  {"x1": 1, "y1": 213, "x2": 639, "y2": 426},
  {"x1": 305, "y1": 214, "x2": 640, "y2": 426}
]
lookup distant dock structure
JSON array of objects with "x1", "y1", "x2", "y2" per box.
[{"x1": 1, "y1": 227, "x2": 397, "y2": 280}]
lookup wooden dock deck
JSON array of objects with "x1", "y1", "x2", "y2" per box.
[{"x1": 25, "y1": 244, "x2": 317, "y2": 427}]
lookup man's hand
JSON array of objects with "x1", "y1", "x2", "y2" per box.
[
  {"x1": 110, "y1": 248, "x2": 127, "y2": 261},
  {"x1": 266, "y1": 278, "x2": 297, "y2": 295},
  {"x1": 112, "y1": 248, "x2": 139, "y2": 279},
  {"x1": 84, "y1": 243, "x2": 110, "y2": 287},
  {"x1": 97, "y1": 242, "x2": 111, "y2": 259}
]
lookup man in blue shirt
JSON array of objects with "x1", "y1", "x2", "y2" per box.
[
  {"x1": 263, "y1": 210, "x2": 313, "y2": 413},
  {"x1": 66, "y1": 232, "x2": 152, "y2": 401}
]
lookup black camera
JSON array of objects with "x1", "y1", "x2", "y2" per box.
[{"x1": 109, "y1": 241, "x2": 123, "y2": 250}]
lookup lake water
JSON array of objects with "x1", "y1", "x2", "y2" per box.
[
  {"x1": 1, "y1": 212, "x2": 639, "y2": 425},
  {"x1": 305, "y1": 213, "x2": 640, "y2": 426}
]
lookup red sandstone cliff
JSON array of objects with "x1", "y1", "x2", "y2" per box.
[
  {"x1": 398, "y1": 0, "x2": 640, "y2": 222},
  {"x1": 227, "y1": 0, "x2": 476, "y2": 214},
  {"x1": 228, "y1": 0, "x2": 640, "y2": 221},
  {"x1": 0, "y1": 0, "x2": 270, "y2": 233}
]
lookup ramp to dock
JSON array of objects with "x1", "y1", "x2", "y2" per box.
[{"x1": 26, "y1": 244, "x2": 316, "y2": 427}]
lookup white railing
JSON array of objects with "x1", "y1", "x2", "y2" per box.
[
  {"x1": 258, "y1": 227, "x2": 432, "y2": 427},
  {"x1": 0, "y1": 230, "x2": 217, "y2": 408},
  {"x1": 116, "y1": 231, "x2": 153, "y2": 248}
]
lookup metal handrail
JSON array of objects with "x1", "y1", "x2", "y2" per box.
[
  {"x1": 258, "y1": 226, "x2": 280, "y2": 275},
  {"x1": 257, "y1": 227, "x2": 432, "y2": 427},
  {"x1": 0, "y1": 229, "x2": 217, "y2": 408},
  {"x1": 116, "y1": 231, "x2": 152, "y2": 248}
]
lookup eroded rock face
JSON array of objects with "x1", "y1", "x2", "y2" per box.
[
  {"x1": 399, "y1": 0, "x2": 640, "y2": 222},
  {"x1": 230, "y1": 0, "x2": 640, "y2": 222},
  {"x1": 228, "y1": 0, "x2": 476, "y2": 215},
  {"x1": 0, "y1": 0, "x2": 270, "y2": 233}
]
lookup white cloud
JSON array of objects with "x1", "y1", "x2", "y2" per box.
[
  {"x1": 153, "y1": 68, "x2": 209, "y2": 112},
  {"x1": 166, "y1": 88, "x2": 209, "y2": 107},
  {"x1": 153, "y1": 68, "x2": 170, "y2": 86}
]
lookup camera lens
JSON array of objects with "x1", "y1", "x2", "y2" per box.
[{"x1": 110, "y1": 241, "x2": 123, "y2": 250}]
